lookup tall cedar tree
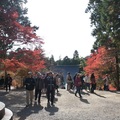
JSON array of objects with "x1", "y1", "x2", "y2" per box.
[{"x1": 86, "y1": 0, "x2": 120, "y2": 90}]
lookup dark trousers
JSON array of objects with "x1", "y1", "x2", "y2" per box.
[
  {"x1": 35, "y1": 89, "x2": 42, "y2": 102},
  {"x1": 47, "y1": 89, "x2": 55, "y2": 104},
  {"x1": 91, "y1": 84, "x2": 96, "y2": 93},
  {"x1": 85, "y1": 83, "x2": 90, "y2": 91},
  {"x1": 104, "y1": 85, "x2": 109, "y2": 91},
  {"x1": 5, "y1": 84, "x2": 11, "y2": 91},
  {"x1": 75, "y1": 86, "x2": 82, "y2": 97}
]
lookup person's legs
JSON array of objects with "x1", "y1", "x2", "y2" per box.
[
  {"x1": 29, "y1": 90, "x2": 33, "y2": 105},
  {"x1": 75, "y1": 87, "x2": 78, "y2": 96},
  {"x1": 90, "y1": 84, "x2": 94, "y2": 93},
  {"x1": 104, "y1": 84, "x2": 106, "y2": 90},
  {"x1": 91, "y1": 84, "x2": 95, "y2": 93},
  {"x1": 47, "y1": 89, "x2": 50, "y2": 103},
  {"x1": 38, "y1": 89, "x2": 42, "y2": 103},
  {"x1": 51, "y1": 90, "x2": 55, "y2": 105},
  {"x1": 5, "y1": 84, "x2": 8, "y2": 92},
  {"x1": 26, "y1": 90, "x2": 29, "y2": 106},
  {"x1": 67, "y1": 83, "x2": 69, "y2": 90},
  {"x1": 78, "y1": 86, "x2": 82, "y2": 98},
  {"x1": 88, "y1": 83, "x2": 90, "y2": 91},
  {"x1": 9, "y1": 84, "x2": 11, "y2": 91},
  {"x1": 56, "y1": 85, "x2": 59, "y2": 93},
  {"x1": 35, "y1": 89, "x2": 38, "y2": 101}
]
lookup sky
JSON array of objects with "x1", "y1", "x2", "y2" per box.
[{"x1": 25, "y1": 0, "x2": 96, "y2": 60}]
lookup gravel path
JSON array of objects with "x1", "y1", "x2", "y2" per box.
[{"x1": 0, "y1": 88, "x2": 120, "y2": 120}]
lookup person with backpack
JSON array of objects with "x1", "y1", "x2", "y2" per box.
[{"x1": 45, "y1": 72, "x2": 56, "y2": 106}]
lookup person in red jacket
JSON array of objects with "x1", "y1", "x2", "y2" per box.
[{"x1": 74, "y1": 73, "x2": 82, "y2": 98}]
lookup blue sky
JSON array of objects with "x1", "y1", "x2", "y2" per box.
[{"x1": 26, "y1": 0, "x2": 95, "y2": 60}]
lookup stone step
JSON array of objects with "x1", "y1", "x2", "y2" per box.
[
  {"x1": 0, "y1": 102, "x2": 5, "y2": 119},
  {"x1": 1, "y1": 108, "x2": 13, "y2": 120}
]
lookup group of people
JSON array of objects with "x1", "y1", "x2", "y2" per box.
[
  {"x1": 24, "y1": 71, "x2": 64, "y2": 107},
  {"x1": 0, "y1": 71, "x2": 110, "y2": 107},
  {"x1": 66, "y1": 72, "x2": 96, "y2": 98}
]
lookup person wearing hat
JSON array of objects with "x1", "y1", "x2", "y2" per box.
[
  {"x1": 34, "y1": 72, "x2": 44, "y2": 104},
  {"x1": 24, "y1": 72, "x2": 35, "y2": 107}
]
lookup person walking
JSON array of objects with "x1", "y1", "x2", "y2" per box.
[
  {"x1": 4, "y1": 74, "x2": 12, "y2": 92},
  {"x1": 24, "y1": 72, "x2": 35, "y2": 107},
  {"x1": 90, "y1": 73, "x2": 96, "y2": 93},
  {"x1": 84, "y1": 74, "x2": 90, "y2": 92},
  {"x1": 66, "y1": 72, "x2": 73, "y2": 91},
  {"x1": 55, "y1": 74, "x2": 61, "y2": 93},
  {"x1": 35, "y1": 72, "x2": 44, "y2": 104},
  {"x1": 103, "y1": 74, "x2": 109, "y2": 91},
  {"x1": 74, "y1": 73, "x2": 82, "y2": 98},
  {"x1": 45, "y1": 72, "x2": 56, "y2": 106}
]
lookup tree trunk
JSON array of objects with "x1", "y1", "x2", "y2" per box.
[{"x1": 115, "y1": 53, "x2": 120, "y2": 90}]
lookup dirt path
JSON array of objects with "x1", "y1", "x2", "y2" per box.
[{"x1": 0, "y1": 88, "x2": 120, "y2": 120}]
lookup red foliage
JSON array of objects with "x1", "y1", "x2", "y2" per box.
[
  {"x1": 109, "y1": 84, "x2": 117, "y2": 91},
  {"x1": 9, "y1": 48, "x2": 46, "y2": 72},
  {"x1": 1, "y1": 58, "x2": 26, "y2": 72},
  {"x1": 84, "y1": 46, "x2": 115, "y2": 78}
]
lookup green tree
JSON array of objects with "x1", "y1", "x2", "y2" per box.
[
  {"x1": 86, "y1": 0, "x2": 120, "y2": 90},
  {"x1": 73, "y1": 50, "x2": 79, "y2": 59}
]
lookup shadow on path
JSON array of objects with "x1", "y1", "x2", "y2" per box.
[
  {"x1": 80, "y1": 97, "x2": 90, "y2": 104},
  {"x1": 45, "y1": 104, "x2": 59, "y2": 116},
  {"x1": 17, "y1": 103, "x2": 43, "y2": 120},
  {"x1": 93, "y1": 92, "x2": 106, "y2": 98},
  {"x1": 56, "y1": 92, "x2": 62, "y2": 96}
]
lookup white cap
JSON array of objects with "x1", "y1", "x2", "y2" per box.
[
  {"x1": 37, "y1": 72, "x2": 42, "y2": 76},
  {"x1": 28, "y1": 71, "x2": 32, "y2": 74}
]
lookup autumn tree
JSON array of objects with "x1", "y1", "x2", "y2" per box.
[
  {"x1": 0, "y1": 0, "x2": 43, "y2": 76},
  {"x1": 9, "y1": 48, "x2": 46, "y2": 73},
  {"x1": 84, "y1": 46, "x2": 115, "y2": 80}
]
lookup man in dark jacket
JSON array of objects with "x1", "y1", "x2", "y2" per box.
[
  {"x1": 24, "y1": 72, "x2": 35, "y2": 107},
  {"x1": 5, "y1": 74, "x2": 12, "y2": 92},
  {"x1": 45, "y1": 72, "x2": 56, "y2": 106},
  {"x1": 35, "y1": 72, "x2": 44, "y2": 104}
]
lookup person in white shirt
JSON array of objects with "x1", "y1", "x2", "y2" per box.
[{"x1": 84, "y1": 74, "x2": 90, "y2": 91}]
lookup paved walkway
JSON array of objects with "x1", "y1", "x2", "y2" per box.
[{"x1": 0, "y1": 88, "x2": 120, "y2": 120}]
